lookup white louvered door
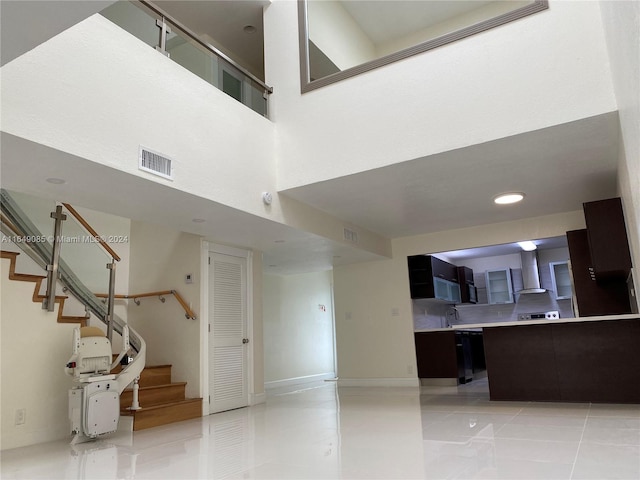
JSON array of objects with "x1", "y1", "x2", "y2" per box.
[{"x1": 209, "y1": 252, "x2": 248, "y2": 413}]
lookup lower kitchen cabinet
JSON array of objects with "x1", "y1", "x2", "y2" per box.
[
  {"x1": 414, "y1": 331, "x2": 458, "y2": 380},
  {"x1": 414, "y1": 330, "x2": 485, "y2": 384},
  {"x1": 483, "y1": 319, "x2": 640, "y2": 403}
]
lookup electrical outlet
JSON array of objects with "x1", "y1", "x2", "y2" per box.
[{"x1": 15, "y1": 408, "x2": 25, "y2": 425}]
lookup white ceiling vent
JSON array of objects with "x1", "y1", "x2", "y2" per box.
[
  {"x1": 343, "y1": 227, "x2": 358, "y2": 243},
  {"x1": 139, "y1": 146, "x2": 174, "y2": 180}
]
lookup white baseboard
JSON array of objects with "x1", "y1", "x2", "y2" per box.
[
  {"x1": 420, "y1": 378, "x2": 458, "y2": 387},
  {"x1": 337, "y1": 377, "x2": 420, "y2": 388},
  {"x1": 250, "y1": 392, "x2": 266, "y2": 405},
  {"x1": 264, "y1": 372, "x2": 337, "y2": 390}
]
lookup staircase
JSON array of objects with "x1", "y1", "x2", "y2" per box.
[
  {"x1": 2, "y1": 248, "x2": 202, "y2": 432},
  {"x1": 0, "y1": 251, "x2": 88, "y2": 326},
  {"x1": 117, "y1": 364, "x2": 202, "y2": 431}
]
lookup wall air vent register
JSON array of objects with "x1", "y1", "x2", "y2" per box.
[{"x1": 138, "y1": 146, "x2": 174, "y2": 180}]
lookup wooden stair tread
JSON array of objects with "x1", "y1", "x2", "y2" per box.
[
  {"x1": 123, "y1": 398, "x2": 202, "y2": 431},
  {"x1": 112, "y1": 364, "x2": 173, "y2": 388},
  {"x1": 120, "y1": 382, "x2": 187, "y2": 408},
  {"x1": 3, "y1": 251, "x2": 200, "y2": 431},
  {"x1": 122, "y1": 397, "x2": 201, "y2": 413},
  {"x1": 113, "y1": 364, "x2": 172, "y2": 371},
  {"x1": 1, "y1": 250, "x2": 85, "y2": 327},
  {"x1": 124, "y1": 382, "x2": 187, "y2": 392}
]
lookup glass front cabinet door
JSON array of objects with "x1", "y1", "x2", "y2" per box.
[
  {"x1": 550, "y1": 261, "x2": 572, "y2": 299},
  {"x1": 485, "y1": 268, "x2": 514, "y2": 304}
]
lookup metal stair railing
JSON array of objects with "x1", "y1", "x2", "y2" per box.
[{"x1": 0, "y1": 189, "x2": 145, "y2": 394}]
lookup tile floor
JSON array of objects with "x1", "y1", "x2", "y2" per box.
[{"x1": 2, "y1": 379, "x2": 639, "y2": 479}]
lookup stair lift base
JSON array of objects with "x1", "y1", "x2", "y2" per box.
[{"x1": 66, "y1": 326, "x2": 133, "y2": 444}]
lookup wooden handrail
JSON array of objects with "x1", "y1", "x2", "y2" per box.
[
  {"x1": 1, "y1": 213, "x2": 23, "y2": 238},
  {"x1": 95, "y1": 290, "x2": 197, "y2": 320},
  {"x1": 62, "y1": 203, "x2": 121, "y2": 262}
]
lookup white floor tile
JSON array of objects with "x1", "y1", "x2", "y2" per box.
[
  {"x1": 2, "y1": 380, "x2": 640, "y2": 480},
  {"x1": 571, "y1": 442, "x2": 640, "y2": 479}
]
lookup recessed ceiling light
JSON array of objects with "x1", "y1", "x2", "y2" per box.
[
  {"x1": 517, "y1": 241, "x2": 537, "y2": 251},
  {"x1": 192, "y1": 218, "x2": 205, "y2": 223},
  {"x1": 243, "y1": 25, "x2": 257, "y2": 34},
  {"x1": 493, "y1": 192, "x2": 525, "y2": 205},
  {"x1": 46, "y1": 177, "x2": 66, "y2": 184}
]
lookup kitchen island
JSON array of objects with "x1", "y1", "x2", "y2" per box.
[{"x1": 415, "y1": 314, "x2": 640, "y2": 403}]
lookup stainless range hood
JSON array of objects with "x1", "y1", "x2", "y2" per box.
[{"x1": 519, "y1": 250, "x2": 546, "y2": 294}]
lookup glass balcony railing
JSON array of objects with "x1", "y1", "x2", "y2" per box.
[
  {"x1": 4, "y1": 191, "x2": 112, "y2": 295},
  {"x1": 100, "y1": 1, "x2": 272, "y2": 117},
  {"x1": 0, "y1": 189, "x2": 143, "y2": 351}
]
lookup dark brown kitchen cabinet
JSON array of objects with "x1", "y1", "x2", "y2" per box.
[
  {"x1": 483, "y1": 319, "x2": 640, "y2": 403},
  {"x1": 457, "y1": 266, "x2": 477, "y2": 304},
  {"x1": 567, "y1": 229, "x2": 631, "y2": 316},
  {"x1": 430, "y1": 256, "x2": 458, "y2": 282},
  {"x1": 414, "y1": 331, "x2": 484, "y2": 384},
  {"x1": 583, "y1": 197, "x2": 632, "y2": 279},
  {"x1": 414, "y1": 331, "x2": 458, "y2": 379},
  {"x1": 407, "y1": 255, "x2": 459, "y2": 300},
  {"x1": 457, "y1": 266, "x2": 474, "y2": 285}
]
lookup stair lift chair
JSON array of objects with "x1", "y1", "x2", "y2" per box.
[{"x1": 65, "y1": 325, "x2": 134, "y2": 444}]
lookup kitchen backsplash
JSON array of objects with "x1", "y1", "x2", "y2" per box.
[
  {"x1": 413, "y1": 295, "x2": 574, "y2": 330},
  {"x1": 413, "y1": 266, "x2": 574, "y2": 330}
]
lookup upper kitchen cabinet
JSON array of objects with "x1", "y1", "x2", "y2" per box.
[
  {"x1": 583, "y1": 197, "x2": 632, "y2": 279},
  {"x1": 550, "y1": 261, "x2": 572, "y2": 299},
  {"x1": 485, "y1": 268, "x2": 514, "y2": 304},
  {"x1": 457, "y1": 266, "x2": 477, "y2": 304},
  {"x1": 567, "y1": 229, "x2": 631, "y2": 316},
  {"x1": 408, "y1": 255, "x2": 460, "y2": 302}
]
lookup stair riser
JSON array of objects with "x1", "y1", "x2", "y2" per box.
[
  {"x1": 3, "y1": 252, "x2": 203, "y2": 433},
  {"x1": 1, "y1": 251, "x2": 87, "y2": 326},
  {"x1": 132, "y1": 400, "x2": 202, "y2": 431},
  {"x1": 120, "y1": 384, "x2": 186, "y2": 409},
  {"x1": 112, "y1": 365, "x2": 173, "y2": 387},
  {"x1": 139, "y1": 367, "x2": 172, "y2": 387}
]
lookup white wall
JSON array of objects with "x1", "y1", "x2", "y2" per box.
[
  {"x1": 251, "y1": 252, "x2": 265, "y2": 395},
  {"x1": 599, "y1": 0, "x2": 640, "y2": 276},
  {"x1": 460, "y1": 253, "x2": 523, "y2": 273},
  {"x1": 263, "y1": 271, "x2": 335, "y2": 385},
  {"x1": 266, "y1": 0, "x2": 617, "y2": 190},
  {"x1": 307, "y1": 0, "x2": 376, "y2": 70},
  {"x1": 378, "y1": 1, "x2": 532, "y2": 57},
  {"x1": 333, "y1": 211, "x2": 585, "y2": 382},
  {"x1": 0, "y1": 13, "x2": 391, "y2": 260},
  {"x1": 127, "y1": 221, "x2": 201, "y2": 398},
  {"x1": 4, "y1": 191, "x2": 131, "y2": 297},
  {"x1": 0, "y1": 14, "x2": 276, "y2": 222},
  {"x1": 1, "y1": 259, "x2": 78, "y2": 449},
  {"x1": 0, "y1": 195, "x2": 134, "y2": 449}
]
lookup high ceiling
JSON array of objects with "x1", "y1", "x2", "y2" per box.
[
  {"x1": 0, "y1": 1, "x2": 621, "y2": 274},
  {"x1": 155, "y1": 0, "x2": 268, "y2": 79},
  {"x1": 282, "y1": 113, "x2": 619, "y2": 239}
]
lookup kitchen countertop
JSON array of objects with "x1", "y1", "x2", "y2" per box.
[{"x1": 415, "y1": 313, "x2": 640, "y2": 332}]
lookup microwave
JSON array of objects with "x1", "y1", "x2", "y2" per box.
[{"x1": 467, "y1": 284, "x2": 477, "y2": 304}]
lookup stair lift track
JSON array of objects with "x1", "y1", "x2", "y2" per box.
[{"x1": 1, "y1": 190, "x2": 146, "y2": 439}]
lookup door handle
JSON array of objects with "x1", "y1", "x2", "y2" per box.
[{"x1": 242, "y1": 338, "x2": 249, "y2": 344}]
